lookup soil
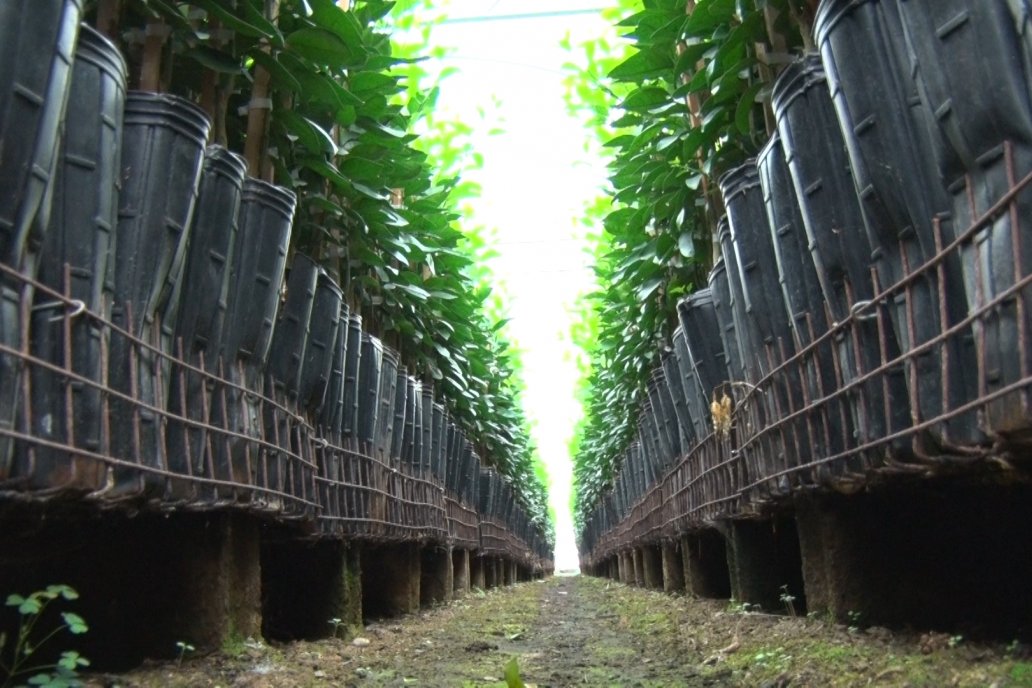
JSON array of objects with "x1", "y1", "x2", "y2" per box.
[{"x1": 87, "y1": 576, "x2": 1032, "y2": 687}]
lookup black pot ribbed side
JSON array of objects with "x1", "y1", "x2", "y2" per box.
[
  {"x1": 267, "y1": 253, "x2": 319, "y2": 406},
  {"x1": 0, "y1": 0, "x2": 80, "y2": 264},
  {"x1": 773, "y1": 55, "x2": 912, "y2": 460},
  {"x1": 638, "y1": 406, "x2": 660, "y2": 487},
  {"x1": 357, "y1": 334, "x2": 382, "y2": 456},
  {"x1": 719, "y1": 162, "x2": 796, "y2": 380},
  {"x1": 443, "y1": 421, "x2": 458, "y2": 493},
  {"x1": 457, "y1": 439, "x2": 475, "y2": 500},
  {"x1": 109, "y1": 92, "x2": 209, "y2": 493},
  {"x1": 298, "y1": 269, "x2": 342, "y2": 416},
  {"x1": 657, "y1": 365, "x2": 686, "y2": 461},
  {"x1": 430, "y1": 402, "x2": 446, "y2": 481},
  {"x1": 165, "y1": 146, "x2": 246, "y2": 490},
  {"x1": 899, "y1": 1, "x2": 1032, "y2": 441},
  {"x1": 645, "y1": 374, "x2": 675, "y2": 469},
  {"x1": 898, "y1": 0, "x2": 1032, "y2": 185},
  {"x1": 420, "y1": 385, "x2": 434, "y2": 475},
  {"x1": 174, "y1": 147, "x2": 247, "y2": 362},
  {"x1": 207, "y1": 176, "x2": 294, "y2": 497},
  {"x1": 817, "y1": 0, "x2": 981, "y2": 447},
  {"x1": 716, "y1": 219, "x2": 761, "y2": 384},
  {"x1": 759, "y1": 133, "x2": 852, "y2": 466},
  {"x1": 222, "y1": 178, "x2": 296, "y2": 382},
  {"x1": 478, "y1": 468, "x2": 493, "y2": 514},
  {"x1": 672, "y1": 325, "x2": 710, "y2": 443},
  {"x1": 404, "y1": 378, "x2": 422, "y2": 468},
  {"x1": 708, "y1": 250, "x2": 745, "y2": 384},
  {"x1": 390, "y1": 364, "x2": 409, "y2": 462},
  {"x1": 376, "y1": 347, "x2": 399, "y2": 461},
  {"x1": 677, "y1": 289, "x2": 731, "y2": 400},
  {"x1": 341, "y1": 314, "x2": 363, "y2": 450},
  {"x1": 0, "y1": 1, "x2": 80, "y2": 463},
  {"x1": 319, "y1": 304, "x2": 350, "y2": 443},
  {"x1": 465, "y1": 453, "x2": 480, "y2": 507},
  {"x1": 661, "y1": 348, "x2": 697, "y2": 451},
  {"x1": 22, "y1": 24, "x2": 124, "y2": 489}
]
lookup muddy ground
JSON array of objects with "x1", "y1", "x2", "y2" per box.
[{"x1": 88, "y1": 576, "x2": 1032, "y2": 687}]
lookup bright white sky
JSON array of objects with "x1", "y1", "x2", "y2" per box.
[{"x1": 405, "y1": 1, "x2": 613, "y2": 570}]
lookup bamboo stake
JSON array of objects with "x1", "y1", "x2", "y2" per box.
[
  {"x1": 138, "y1": 19, "x2": 168, "y2": 92},
  {"x1": 95, "y1": 0, "x2": 122, "y2": 42},
  {"x1": 244, "y1": 0, "x2": 279, "y2": 178}
]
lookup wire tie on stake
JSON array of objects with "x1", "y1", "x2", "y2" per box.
[
  {"x1": 850, "y1": 299, "x2": 878, "y2": 321},
  {"x1": 31, "y1": 299, "x2": 86, "y2": 322}
]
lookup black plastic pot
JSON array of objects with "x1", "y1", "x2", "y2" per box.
[
  {"x1": 716, "y1": 218, "x2": 761, "y2": 384},
  {"x1": 672, "y1": 325, "x2": 710, "y2": 442},
  {"x1": 444, "y1": 421, "x2": 459, "y2": 492},
  {"x1": 357, "y1": 333, "x2": 383, "y2": 455},
  {"x1": 222, "y1": 177, "x2": 296, "y2": 383},
  {"x1": 637, "y1": 407, "x2": 660, "y2": 487},
  {"x1": 817, "y1": 0, "x2": 981, "y2": 448},
  {"x1": 267, "y1": 254, "x2": 319, "y2": 405},
  {"x1": 404, "y1": 377, "x2": 422, "y2": 468},
  {"x1": 658, "y1": 365, "x2": 686, "y2": 460},
  {"x1": 646, "y1": 372, "x2": 677, "y2": 468},
  {"x1": 21, "y1": 24, "x2": 124, "y2": 489},
  {"x1": 759, "y1": 132, "x2": 851, "y2": 465},
  {"x1": 174, "y1": 147, "x2": 247, "y2": 362},
  {"x1": 318, "y1": 304, "x2": 350, "y2": 442},
  {"x1": 420, "y1": 385, "x2": 434, "y2": 474},
  {"x1": 0, "y1": 0, "x2": 80, "y2": 264},
  {"x1": 897, "y1": 1, "x2": 1032, "y2": 441},
  {"x1": 318, "y1": 307, "x2": 349, "y2": 487},
  {"x1": 341, "y1": 314, "x2": 362, "y2": 449},
  {"x1": 478, "y1": 467, "x2": 494, "y2": 515},
  {"x1": 430, "y1": 402, "x2": 446, "y2": 481},
  {"x1": 661, "y1": 348, "x2": 697, "y2": 452},
  {"x1": 109, "y1": 92, "x2": 209, "y2": 492},
  {"x1": 0, "y1": 1, "x2": 81, "y2": 467},
  {"x1": 165, "y1": 146, "x2": 247, "y2": 488},
  {"x1": 772, "y1": 55, "x2": 912, "y2": 461},
  {"x1": 375, "y1": 346, "x2": 398, "y2": 461},
  {"x1": 464, "y1": 451, "x2": 480, "y2": 506},
  {"x1": 297, "y1": 268, "x2": 342, "y2": 416},
  {"x1": 389, "y1": 363, "x2": 408, "y2": 461},
  {"x1": 204, "y1": 176, "x2": 295, "y2": 496},
  {"x1": 707, "y1": 250, "x2": 745, "y2": 384},
  {"x1": 897, "y1": 0, "x2": 1032, "y2": 186},
  {"x1": 677, "y1": 289, "x2": 731, "y2": 402},
  {"x1": 719, "y1": 162, "x2": 796, "y2": 380}
]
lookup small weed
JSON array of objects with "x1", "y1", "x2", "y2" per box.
[
  {"x1": 0, "y1": 584, "x2": 90, "y2": 688},
  {"x1": 779, "y1": 585, "x2": 797, "y2": 617},
  {"x1": 328, "y1": 617, "x2": 346, "y2": 640},
  {"x1": 948, "y1": 634, "x2": 964, "y2": 649},
  {"x1": 846, "y1": 610, "x2": 864, "y2": 634},
  {"x1": 727, "y1": 599, "x2": 758, "y2": 614},
  {"x1": 174, "y1": 641, "x2": 195, "y2": 668}
]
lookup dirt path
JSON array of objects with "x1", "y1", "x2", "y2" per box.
[{"x1": 102, "y1": 576, "x2": 1031, "y2": 687}]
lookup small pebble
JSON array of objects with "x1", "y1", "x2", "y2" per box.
[{"x1": 352, "y1": 637, "x2": 371, "y2": 647}]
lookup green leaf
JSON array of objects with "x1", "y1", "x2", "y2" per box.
[
  {"x1": 734, "y1": 81, "x2": 765, "y2": 136},
  {"x1": 182, "y1": 45, "x2": 242, "y2": 74},
  {"x1": 636, "y1": 275, "x2": 664, "y2": 301},
  {"x1": 504, "y1": 657, "x2": 526, "y2": 688},
  {"x1": 62, "y1": 612, "x2": 89, "y2": 634},
  {"x1": 286, "y1": 28, "x2": 361, "y2": 69}
]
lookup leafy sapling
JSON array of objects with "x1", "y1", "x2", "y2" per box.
[{"x1": 0, "y1": 585, "x2": 90, "y2": 688}]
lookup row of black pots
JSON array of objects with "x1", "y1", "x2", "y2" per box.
[
  {"x1": 0, "y1": 12, "x2": 487, "y2": 518},
  {"x1": 592, "y1": 0, "x2": 1032, "y2": 540}
]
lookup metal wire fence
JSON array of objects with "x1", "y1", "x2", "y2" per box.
[{"x1": 583, "y1": 150, "x2": 1032, "y2": 566}]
